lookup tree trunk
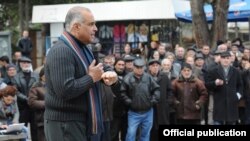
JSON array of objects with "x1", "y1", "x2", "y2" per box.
[
  {"x1": 190, "y1": 0, "x2": 210, "y2": 48},
  {"x1": 18, "y1": 0, "x2": 23, "y2": 36},
  {"x1": 25, "y1": 0, "x2": 29, "y2": 30},
  {"x1": 211, "y1": 0, "x2": 229, "y2": 48}
]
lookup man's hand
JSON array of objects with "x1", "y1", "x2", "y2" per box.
[
  {"x1": 195, "y1": 104, "x2": 200, "y2": 110},
  {"x1": 88, "y1": 60, "x2": 104, "y2": 82},
  {"x1": 0, "y1": 125, "x2": 8, "y2": 129},
  {"x1": 102, "y1": 71, "x2": 118, "y2": 86},
  {"x1": 195, "y1": 100, "x2": 200, "y2": 110},
  {"x1": 244, "y1": 63, "x2": 250, "y2": 70},
  {"x1": 215, "y1": 79, "x2": 224, "y2": 86}
]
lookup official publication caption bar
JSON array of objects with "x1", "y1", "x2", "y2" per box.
[{"x1": 159, "y1": 125, "x2": 249, "y2": 140}]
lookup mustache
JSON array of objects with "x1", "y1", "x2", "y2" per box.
[{"x1": 21, "y1": 68, "x2": 31, "y2": 72}]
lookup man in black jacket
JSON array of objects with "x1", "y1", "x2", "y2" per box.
[
  {"x1": 111, "y1": 58, "x2": 128, "y2": 141},
  {"x1": 118, "y1": 58, "x2": 160, "y2": 141},
  {"x1": 17, "y1": 30, "x2": 32, "y2": 58},
  {"x1": 205, "y1": 51, "x2": 243, "y2": 125},
  {"x1": 147, "y1": 59, "x2": 172, "y2": 141}
]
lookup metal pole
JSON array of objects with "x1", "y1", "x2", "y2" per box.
[
  {"x1": 235, "y1": 22, "x2": 239, "y2": 38},
  {"x1": 249, "y1": 17, "x2": 250, "y2": 41}
]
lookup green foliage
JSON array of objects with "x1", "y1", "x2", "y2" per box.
[
  {"x1": 0, "y1": 3, "x2": 19, "y2": 50},
  {"x1": 0, "y1": 4, "x2": 18, "y2": 31}
]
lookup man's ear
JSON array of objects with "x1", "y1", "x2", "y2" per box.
[{"x1": 73, "y1": 23, "x2": 81, "y2": 31}]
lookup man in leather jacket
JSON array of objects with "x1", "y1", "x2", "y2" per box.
[{"x1": 117, "y1": 58, "x2": 160, "y2": 141}]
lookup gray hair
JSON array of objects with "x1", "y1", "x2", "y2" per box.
[{"x1": 65, "y1": 6, "x2": 90, "y2": 31}]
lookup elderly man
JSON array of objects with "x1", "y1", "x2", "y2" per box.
[
  {"x1": 13, "y1": 56, "x2": 38, "y2": 141},
  {"x1": 44, "y1": 6, "x2": 117, "y2": 141},
  {"x1": 206, "y1": 51, "x2": 243, "y2": 125}
]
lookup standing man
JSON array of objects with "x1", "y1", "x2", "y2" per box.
[
  {"x1": 172, "y1": 63, "x2": 208, "y2": 125},
  {"x1": 111, "y1": 58, "x2": 128, "y2": 141},
  {"x1": 12, "y1": 51, "x2": 22, "y2": 66},
  {"x1": 44, "y1": 6, "x2": 117, "y2": 141},
  {"x1": 206, "y1": 51, "x2": 243, "y2": 125},
  {"x1": 147, "y1": 59, "x2": 172, "y2": 141},
  {"x1": 13, "y1": 56, "x2": 38, "y2": 141},
  {"x1": 118, "y1": 59, "x2": 160, "y2": 141},
  {"x1": 17, "y1": 30, "x2": 33, "y2": 58}
]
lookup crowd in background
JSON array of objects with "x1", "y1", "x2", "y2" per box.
[
  {"x1": 0, "y1": 30, "x2": 45, "y2": 141},
  {"x1": 93, "y1": 37, "x2": 250, "y2": 140},
  {"x1": 0, "y1": 32, "x2": 250, "y2": 141}
]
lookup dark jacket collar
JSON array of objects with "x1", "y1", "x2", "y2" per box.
[{"x1": 67, "y1": 32, "x2": 86, "y2": 48}]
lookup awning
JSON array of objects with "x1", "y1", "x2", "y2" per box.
[
  {"x1": 32, "y1": 0, "x2": 176, "y2": 23},
  {"x1": 175, "y1": 0, "x2": 250, "y2": 23}
]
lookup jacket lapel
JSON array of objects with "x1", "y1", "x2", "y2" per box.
[
  {"x1": 227, "y1": 67, "x2": 233, "y2": 81},
  {"x1": 217, "y1": 65, "x2": 225, "y2": 79},
  {"x1": 20, "y1": 73, "x2": 27, "y2": 90}
]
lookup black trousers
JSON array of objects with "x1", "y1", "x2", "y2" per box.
[
  {"x1": 44, "y1": 120, "x2": 87, "y2": 141},
  {"x1": 101, "y1": 121, "x2": 111, "y2": 141},
  {"x1": 110, "y1": 116, "x2": 127, "y2": 141},
  {"x1": 19, "y1": 109, "x2": 38, "y2": 141}
]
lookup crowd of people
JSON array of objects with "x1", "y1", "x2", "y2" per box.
[
  {"x1": 93, "y1": 38, "x2": 250, "y2": 140},
  {"x1": 0, "y1": 29, "x2": 44, "y2": 141},
  {"x1": 0, "y1": 6, "x2": 250, "y2": 141}
]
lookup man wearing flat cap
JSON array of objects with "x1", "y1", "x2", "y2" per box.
[
  {"x1": 133, "y1": 58, "x2": 145, "y2": 67},
  {"x1": 147, "y1": 59, "x2": 172, "y2": 141},
  {"x1": 195, "y1": 53, "x2": 204, "y2": 66},
  {"x1": 115, "y1": 58, "x2": 160, "y2": 141},
  {"x1": 12, "y1": 56, "x2": 38, "y2": 140},
  {"x1": 16, "y1": 56, "x2": 33, "y2": 73},
  {"x1": 186, "y1": 47, "x2": 197, "y2": 58},
  {"x1": 205, "y1": 51, "x2": 243, "y2": 125},
  {"x1": 123, "y1": 55, "x2": 135, "y2": 73},
  {"x1": 19, "y1": 56, "x2": 32, "y2": 63},
  {"x1": 202, "y1": 49, "x2": 222, "y2": 125}
]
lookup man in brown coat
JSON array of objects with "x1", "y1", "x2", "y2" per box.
[
  {"x1": 172, "y1": 63, "x2": 208, "y2": 124},
  {"x1": 28, "y1": 67, "x2": 46, "y2": 141}
]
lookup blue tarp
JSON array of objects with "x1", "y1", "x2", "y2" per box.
[{"x1": 175, "y1": 0, "x2": 250, "y2": 22}]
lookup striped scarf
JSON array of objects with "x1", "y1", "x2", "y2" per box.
[{"x1": 60, "y1": 31, "x2": 103, "y2": 135}]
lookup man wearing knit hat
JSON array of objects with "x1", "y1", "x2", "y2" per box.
[
  {"x1": 4, "y1": 64, "x2": 17, "y2": 85},
  {"x1": 172, "y1": 63, "x2": 208, "y2": 125}
]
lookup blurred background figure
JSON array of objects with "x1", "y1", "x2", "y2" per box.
[
  {"x1": 13, "y1": 56, "x2": 38, "y2": 141},
  {"x1": 0, "y1": 85, "x2": 19, "y2": 126},
  {"x1": 17, "y1": 30, "x2": 33, "y2": 59},
  {"x1": 4, "y1": 64, "x2": 17, "y2": 85},
  {"x1": 28, "y1": 67, "x2": 46, "y2": 141},
  {"x1": 13, "y1": 51, "x2": 22, "y2": 66},
  {"x1": 0, "y1": 56, "x2": 10, "y2": 81}
]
